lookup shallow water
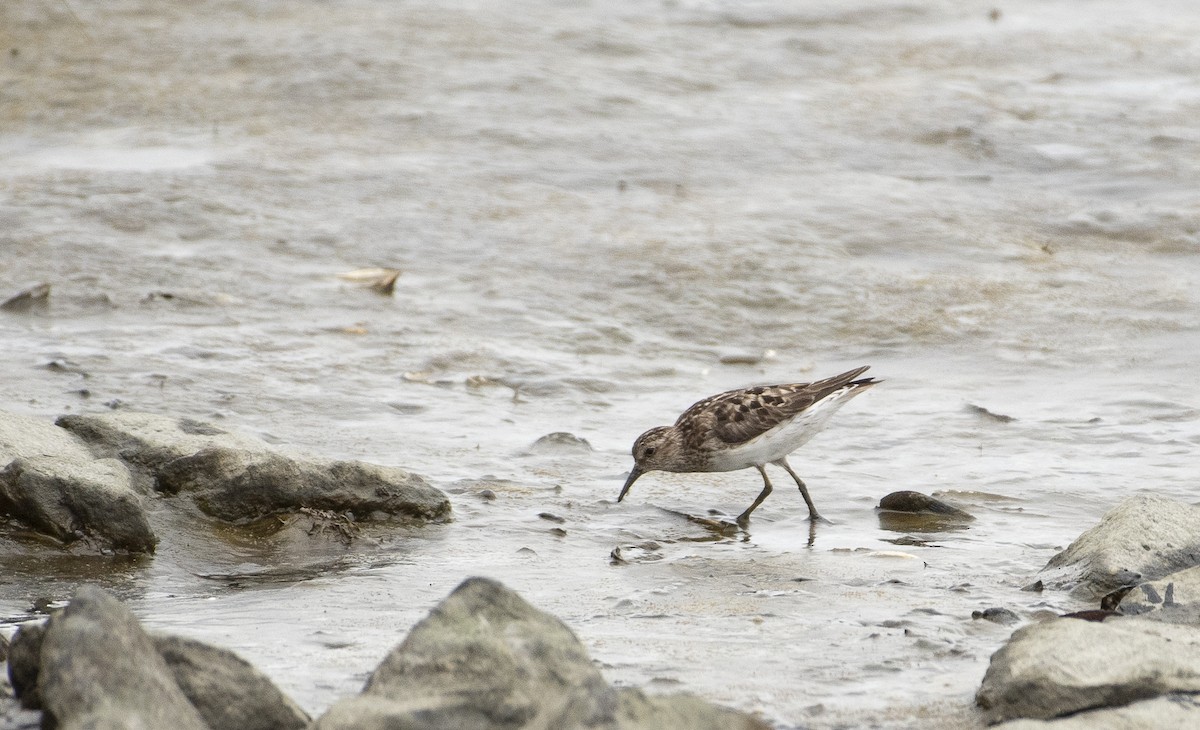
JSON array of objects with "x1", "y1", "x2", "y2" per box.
[{"x1": 2, "y1": 0, "x2": 1199, "y2": 726}]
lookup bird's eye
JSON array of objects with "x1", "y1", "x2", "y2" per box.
[{"x1": 644, "y1": 446, "x2": 656, "y2": 457}]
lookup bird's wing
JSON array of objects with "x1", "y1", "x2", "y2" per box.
[{"x1": 683, "y1": 366, "x2": 872, "y2": 445}]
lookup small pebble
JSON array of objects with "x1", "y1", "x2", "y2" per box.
[
  {"x1": 971, "y1": 607, "x2": 1020, "y2": 625},
  {"x1": 528, "y1": 432, "x2": 593, "y2": 454},
  {"x1": 878, "y1": 491, "x2": 973, "y2": 518}
]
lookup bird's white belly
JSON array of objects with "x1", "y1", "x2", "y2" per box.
[{"x1": 706, "y1": 392, "x2": 857, "y2": 471}]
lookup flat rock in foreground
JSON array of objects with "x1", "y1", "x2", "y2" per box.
[
  {"x1": 976, "y1": 617, "x2": 1200, "y2": 724},
  {"x1": 153, "y1": 634, "x2": 310, "y2": 730},
  {"x1": 1037, "y1": 494, "x2": 1200, "y2": 599},
  {"x1": 37, "y1": 586, "x2": 209, "y2": 730},
  {"x1": 314, "y1": 576, "x2": 768, "y2": 730},
  {"x1": 9, "y1": 587, "x2": 310, "y2": 730},
  {"x1": 0, "y1": 411, "x2": 156, "y2": 552}
]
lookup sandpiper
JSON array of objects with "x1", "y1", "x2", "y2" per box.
[{"x1": 618, "y1": 366, "x2": 878, "y2": 524}]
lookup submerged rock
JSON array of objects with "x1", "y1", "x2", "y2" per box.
[
  {"x1": 876, "y1": 490, "x2": 973, "y2": 534},
  {"x1": 527, "y1": 431, "x2": 594, "y2": 455},
  {"x1": 878, "y1": 491, "x2": 973, "y2": 518},
  {"x1": 976, "y1": 617, "x2": 1200, "y2": 724},
  {"x1": 0, "y1": 282, "x2": 51, "y2": 312},
  {"x1": 1037, "y1": 494, "x2": 1200, "y2": 599},
  {"x1": 972, "y1": 607, "x2": 1020, "y2": 625},
  {"x1": 0, "y1": 412, "x2": 156, "y2": 553},
  {"x1": 314, "y1": 576, "x2": 768, "y2": 730}
]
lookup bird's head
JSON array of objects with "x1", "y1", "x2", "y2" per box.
[{"x1": 617, "y1": 426, "x2": 686, "y2": 502}]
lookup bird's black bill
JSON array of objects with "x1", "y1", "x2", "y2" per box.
[{"x1": 617, "y1": 467, "x2": 644, "y2": 502}]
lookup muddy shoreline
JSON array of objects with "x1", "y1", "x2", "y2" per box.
[
  {"x1": 4, "y1": 409, "x2": 1200, "y2": 728},
  {"x1": 4, "y1": 1, "x2": 1199, "y2": 726}
]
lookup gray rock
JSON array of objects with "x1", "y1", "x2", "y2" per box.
[
  {"x1": 60, "y1": 411, "x2": 450, "y2": 524},
  {"x1": 614, "y1": 687, "x2": 769, "y2": 730},
  {"x1": 314, "y1": 577, "x2": 767, "y2": 730},
  {"x1": 0, "y1": 457, "x2": 156, "y2": 552},
  {"x1": 527, "y1": 432, "x2": 594, "y2": 455},
  {"x1": 1038, "y1": 494, "x2": 1200, "y2": 599},
  {"x1": 7, "y1": 622, "x2": 45, "y2": 710},
  {"x1": 38, "y1": 586, "x2": 208, "y2": 730},
  {"x1": 1115, "y1": 565, "x2": 1200, "y2": 623},
  {"x1": 972, "y1": 607, "x2": 1021, "y2": 625},
  {"x1": 993, "y1": 694, "x2": 1200, "y2": 729},
  {"x1": 57, "y1": 411, "x2": 271, "y2": 470},
  {"x1": 153, "y1": 634, "x2": 310, "y2": 730},
  {"x1": 7, "y1": 597, "x2": 308, "y2": 730},
  {"x1": 157, "y1": 448, "x2": 450, "y2": 522},
  {"x1": 0, "y1": 662, "x2": 41, "y2": 730},
  {"x1": 0, "y1": 412, "x2": 156, "y2": 553},
  {"x1": 0, "y1": 412, "x2": 102, "y2": 467},
  {"x1": 878, "y1": 490, "x2": 973, "y2": 518},
  {"x1": 976, "y1": 617, "x2": 1200, "y2": 724}
]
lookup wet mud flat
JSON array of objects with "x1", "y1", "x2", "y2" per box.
[
  {"x1": 4, "y1": 0, "x2": 1200, "y2": 727},
  {"x1": 4, "y1": 409, "x2": 1200, "y2": 728}
]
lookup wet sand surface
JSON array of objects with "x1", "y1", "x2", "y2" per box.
[{"x1": 2, "y1": 1, "x2": 1200, "y2": 727}]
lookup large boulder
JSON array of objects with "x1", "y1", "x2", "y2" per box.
[
  {"x1": 993, "y1": 694, "x2": 1200, "y2": 729},
  {"x1": 976, "y1": 617, "x2": 1200, "y2": 724},
  {"x1": 1037, "y1": 494, "x2": 1200, "y2": 599},
  {"x1": 36, "y1": 586, "x2": 209, "y2": 730},
  {"x1": 314, "y1": 577, "x2": 768, "y2": 730},
  {"x1": 59, "y1": 411, "x2": 450, "y2": 524},
  {"x1": 0, "y1": 412, "x2": 156, "y2": 552},
  {"x1": 153, "y1": 634, "x2": 310, "y2": 730}
]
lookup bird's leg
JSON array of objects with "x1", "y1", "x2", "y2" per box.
[
  {"x1": 776, "y1": 458, "x2": 822, "y2": 522},
  {"x1": 737, "y1": 466, "x2": 774, "y2": 526}
]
